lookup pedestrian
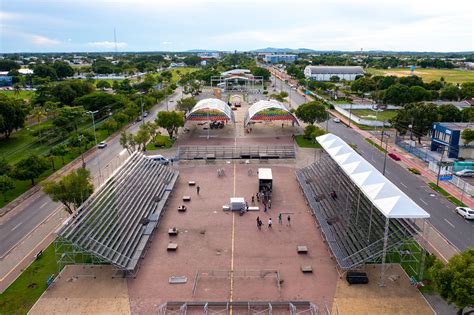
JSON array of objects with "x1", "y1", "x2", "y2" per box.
[
  {"x1": 268, "y1": 218, "x2": 272, "y2": 228},
  {"x1": 251, "y1": 195, "x2": 255, "y2": 204},
  {"x1": 287, "y1": 215, "x2": 291, "y2": 226},
  {"x1": 268, "y1": 199, "x2": 272, "y2": 209},
  {"x1": 170, "y1": 159, "x2": 173, "y2": 166},
  {"x1": 245, "y1": 201, "x2": 248, "y2": 211},
  {"x1": 256, "y1": 216, "x2": 260, "y2": 229},
  {"x1": 278, "y1": 212, "x2": 282, "y2": 224},
  {"x1": 256, "y1": 192, "x2": 260, "y2": 202},
  {"x1": 258, "y1": 219, "x2": 262, "y2": 230},
  {"x1": 264, "y1": 203, "x2": 267, "y2": 213},
  {"x1": 196, "y1": 185, "x2": 200, "y2": 195}
]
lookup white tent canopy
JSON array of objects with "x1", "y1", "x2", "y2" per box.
[
  {"x1": 317, "y1": 133, "x2": 430, "y2": 219},
  {"x1": 244, "y1": 100, "x2": 299, "y2": 127},
  {"x1": 186, "y1": 98, "x2": 235, "y2": 123}
]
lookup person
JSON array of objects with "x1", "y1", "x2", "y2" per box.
[
  {"x1": 251, "y1": 195, "x2": 255, "y2": 204},
  {"x1": 268, "y1": 218, "x2": 272, "y2": 228},
  {"x1": 197, "y1": 185, "x2": 200, "y2": 195},
  {"x1": 245, "y1": 201, "x2": 249, "y2": 211},
  {"x1": 268, "y1": 199, "x2": 272, "y2": 209},
  {"x1": 330, "y1": 190, "x2": 337, "y2": 200},
  {"x1": 287, "y1": 215, "x2": 291, "y2": 226},
  {"x1": 256, "y1": 192, "x2": 260, "y2": 202},
  {"x1": 256, "y1": 216, "x2": 260, "y2": 228},
  {"x1": 264, "y1": 203, "x2": 267, "y2": 213},
  {"x1": 278, "y1": 212, "x2": 282, "y2": 224},
  {"x1": 258, "y1": 219, "x2": 262, "y2": 230}
]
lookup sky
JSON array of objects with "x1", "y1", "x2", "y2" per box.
[{"x1": 1, "y1": 0, "x2": 473, "y2": 53}]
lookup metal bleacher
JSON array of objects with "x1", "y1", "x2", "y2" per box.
[
  {"x1": 56, "y1": 152, "x2": 179, "y2": 276},
  {"x1": 296, "y1": 155, "x2": 417, "y2": 270},
  {"x1": 177, "y1": 145, "x2": 296, "y2": 160}
]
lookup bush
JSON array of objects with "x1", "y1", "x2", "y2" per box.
[
  {"x1": 304, "y1": 125, "x2": 317, "y2": 140},
  {"x1": 408, "y1": 167, "x2": 421, "y2": 175}
]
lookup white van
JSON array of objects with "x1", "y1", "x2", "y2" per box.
[{"x1": 146, "y1": 154, "x2": 170, "y2": 165}]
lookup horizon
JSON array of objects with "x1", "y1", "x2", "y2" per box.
[{"x1": 1, "y1": 0, "x2": 473, "y2": 53}]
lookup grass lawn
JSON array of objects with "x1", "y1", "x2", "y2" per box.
[
  {"x1": 294, "y1": 135, "x2": 322, "y2": 148},
  {"x1": 428, "y1": 182, "x2": 466, "y2": 207},
  {"x1": 169, "y1": 67, "x2": 198, "y2": 83},
  {"x1": 365, "y1": 138, "x2": 387, "y2": 153},
  {"x1": 332, "y1": 99, "x2": 353, "y2": 104},
  {"x1": 0, "y1": 90, "x2": 35, "y2": 101},
  {"x1": 351, "y1": 109, "x2": 398, "y2": 121},
  {"x1": 366, "y1": 68, "x2": 474, "y2": 84},
  {"x1": 145, "y1": 134, "x2": 175, "y2": 151},
  {"x1": 0, "y1": 243, "x2": 58, "y2": 314}
]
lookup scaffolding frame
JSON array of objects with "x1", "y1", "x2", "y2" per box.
[{"x1": 211, "y1": 76, "x2": 264, "y2": 92}]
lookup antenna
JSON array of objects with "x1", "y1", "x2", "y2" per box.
[{"x1": 114, "y1": 28, "x2": 118, "y2": 54}]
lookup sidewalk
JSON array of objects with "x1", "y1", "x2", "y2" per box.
[{"x1": 329, "y1": 110, "x2": 474, "y2": 209}]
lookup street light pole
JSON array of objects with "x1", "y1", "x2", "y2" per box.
[
  {"x1": 436, "y1": 147, "x2": 446, "y2": 187},
  {"x1": 78, "y1": 135, "x2": 86, "y2": 168},
  {"x1": 348, "y1": 103, "x2": 353, "y2": 128},
  {"x1": 382, "y1": 135, "x2": 390, "y2": 176},
  {"x1": 86, "y1": 110, "x2": 102, "y2": 183},
  {"x1": 141, "y1": 95, "x2": 144, "y2": 126}
]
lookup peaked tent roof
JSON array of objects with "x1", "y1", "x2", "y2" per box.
[
  {"x1": 244, "y1": 100, "x2": 299, "y2": 127},
  {"x1": 316, "y1": 133, "x2": 430, "y2": 219},
  {"x1": 186, "y1": 98, "x2": 235, "y2": 123}
]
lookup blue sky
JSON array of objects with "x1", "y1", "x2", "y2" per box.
[{"x1": 1, "y1": 0, "x2": 473, "y2": 53}]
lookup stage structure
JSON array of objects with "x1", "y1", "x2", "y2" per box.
[
  {"x1": 244, "y1": 100, "x2": 299, "y2": 127},
  {"x1": 211, "y1": 69, "x2": 263, "y2": 92},
  {"x1": 186, "y1": 98, "x2": 235, "y2": 123},
  {"x1": 296, "y1": 133, "x2": 430, "y2": 286},
  {"x1": 55, "y1": 152, "x2": 179, "y2": 277}
]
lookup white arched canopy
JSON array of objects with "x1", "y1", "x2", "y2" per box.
[
  {"x1": 186, "y1": 98, "x2": 235, "y2": 123},
  {"x1": 244, "y1": 100, "x2": 299, "y2": 127}
]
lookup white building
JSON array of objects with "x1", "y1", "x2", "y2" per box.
[{"x1": 304, "y1": 66, "x2": 365, "y2": 81}]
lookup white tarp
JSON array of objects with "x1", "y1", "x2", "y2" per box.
[
  {"x1": 316, "y1": 133, "x2": 430, "y2": 219},
  {"x1": 187, "y1": 98, "x2": 235, "y2": 123},
  {"x1": 244, "y1": 100, "x2": 299, "y2": 127}
]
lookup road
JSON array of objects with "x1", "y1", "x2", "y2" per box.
[
  {"x1": 271, "y1": 74, "x2": 474, "y2": 251},
  {"x1": 0, "y1": 90, "x2": 182, "y2": 258}
]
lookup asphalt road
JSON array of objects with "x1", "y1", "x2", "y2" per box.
[
  {"x1": 271, "y1": 74, "x2": 474, "y2": 251},
  {"x1": 0, "y1": 90, "x2": 182, "y2": 258}
]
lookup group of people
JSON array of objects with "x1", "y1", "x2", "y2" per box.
[
  {"x1": 253, "y1": 189, "x2": 271, "y2": 212},
  {"x1": 256, "y1": 213, "x2": 291, "y2": 230}
]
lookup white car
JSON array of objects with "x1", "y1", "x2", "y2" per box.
[
  {"x1": 455, "y1": 207, "x2": 474, "y2": 220},
  {"x1": 97, "y1": 141, "x2": 107, "y2": 149},
  {"x1": 333, "y1": 118, "x2": 341, "y2": 123},
  {"x1": 146, "y1": 154, "x2": 170, "y2": 165},
  {"x1": 455, "y1": 169, "x2": 474, "y2": 177}
]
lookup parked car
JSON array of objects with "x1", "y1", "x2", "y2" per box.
[
  {"x1": 388, "y1": 153, "x2": 401, "y2": 161},
  {"x1": 455, "y1": 169, "x2": 474, "y2": 177},
  {"x1": 146, "y1": 154, "x2": 169, "y2": 165},
  {"x1": 97, "y1": 141, "x2": 107, "y2": 149},
  {"x1": 333, "y1": 118, "x2": 341, "y2": 123},
  {"x1": 455, "y1": 207, "x2": 474, "y2": 220},
  {"x1": 143, "y1": 111, "x2": 149, "y2": 118}
]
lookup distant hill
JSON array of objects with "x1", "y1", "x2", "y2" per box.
[{"x1": 251, "y1": 47, "x2": 316, "y2": 53}]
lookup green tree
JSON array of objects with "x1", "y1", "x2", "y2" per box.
[
  {"x1": 51, "y1": 144, "x2": 68, "y2": 165},
  {"x1": 57, "y1": 106, "x2": 85, "y2": 132},
  {"x1": 429, "y1": 249, "x2": 474, "y2": 314},
  {"x1": 155, "y1": 111, "x2": 184, "y2": 139},
  {"x1": 53, "y1": 61, "x2": 74, "y2": 79},
  {"x1": 10, "y1": 154, "x2": 49, "y2": 186},
  {"x1": 119, "y1": 131, "x2": 138, "y2": 154},
  {"x1": 351, "y1": 77, "x2": 376, "y2": 93},
  {"x1": 96, "y1": 80, "x2": 111, "y2": 90},
  {"x1": 0, "y1": 157, "x2": 11, "y2": 175},
  {"x1": 0, "y1": 175, "x2": 15, "y2": 202},
  {"x1": 134, "y1": 124, "x2": 151, "y2": 151},
  {"x1": 409, "y1": 86, "x2": 431, "y2": 102},
  {"x1": 440, "y1": 85, "x2": 460, "y2": 101},
  {"x1": 251, "y1": 67, "x2": 271, "y2": 81},
  {"x1": 383, "y1": 83, "x2": 412, "y2": 105},
  {"x1": 295, "y1": 101, "x2": 327, "y2": 125},
  {"x1": 461, "y1": 129, "x2": 474, "y2": 145},
  {"x1": 329, "y1": 75, "x2": 340, "y2": 82},
  {"x1": 102, "y1": 118, "x2": 118, "y2": 135},
  {"x1": 42, "y1": 168, "x2": 94, "y2": 214},
  {"x1": 176, "y1": 97, "x2": 197, "y2": 113},
  {"x1": 0, "y1": 94, "x2": 27, "y2": 139},
  {"x1": 438, "y1": 104, "x2": 462, "y2": 122},
  {"x1": 31, "y1": 106, "x2": 47, "y2": 125},
  {"x1": 460, "y1": 82, "x2": 474, "y2": 99},
  {"x1": 391, "y1": 103, "x2": 439, "y2": 143}
]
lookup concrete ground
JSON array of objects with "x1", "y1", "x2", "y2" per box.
[
  {"x1": 332, "y1": 264, "x2": 435, "y2": 315},
  {"x1": 127, "y1": 163, "x2": 339, "y2": 314},
  {"x1": 28, "y1": 265, "x2": 130, "y2": 315}
]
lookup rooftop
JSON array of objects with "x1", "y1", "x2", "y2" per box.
[
  {"x1": 435, "y1": 122, "x2": 474, "y2": 130},
  {"x1": 305, "y1": 66, "x2": 365, "y2": 75}
]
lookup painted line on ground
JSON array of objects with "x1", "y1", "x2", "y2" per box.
[
  {"x1": 400, "y1": 182, "x2": 408, "y2": 188},
  {"x1": 444, "y1": 218, "x2": 455, "y2": 228},
  {"x1": 39, "y1": 201, "x2": 49, "y2": 209},
  {"x1": 10, "y1": 222, "x2": 22, "y2": 232},
  {"x1": 419, "y1": 198, "x2": 428, "y2": 206}
]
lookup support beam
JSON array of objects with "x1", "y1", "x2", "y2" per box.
[{"x1": 379, "y1": 217, "x2": 390, "y2": 287}]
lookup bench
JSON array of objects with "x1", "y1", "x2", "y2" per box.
[
  {"x1": 301, "y1": 265, "x2": 313, "y2": 273},
  {"x1": 182, "y1": 196, "x2": 191, "y2": 202},
  {"x1": 178, "y1": 205, "x2": 187, "y2": 212},
  {"x1": 248, "y1": 206, "x2": 259, "y2": 211},
  {"x1": 188, "y1": 181, "x2": 196, "y2": 186},
  {"x1": 297, "y1": 246, "x2": 308, "y2": 254},
  {"x1": 168, "y1": 228, "x2": 178, "y2": 236},
  {"x1": 222, "y1": 205, "x2": 230, "y2": 211},
  {"x1": 167, "y1": 243, "x2": 178, "y2": 251}
]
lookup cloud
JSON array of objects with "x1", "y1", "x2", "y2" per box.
[
  {"x1": 30, "y1": 34, "x2": 60, "y2": 45},
  {"x1": 87, "y1": 41, "x2": 127, "y2": 49},
  {"x1": 161, "y1": 41, "x2": 173, "y2": 45}
]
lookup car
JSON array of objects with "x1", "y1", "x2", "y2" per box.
[
  {"x1": 146, "y1": 154, "x2": 169, "y2": 165},
  {"x1": 333, "y1": 118, "x2": 341, "y2": 123},
  {"x1": 143, "y1": 111, "x2": 149, "y2": 118},
  {"x1": 97, "y1": 141, "x2": 107, "y2": 149},
  {"x1": 455, "y1": 169, "x2": 474, "y2": 177},
  {"x1": 388, "y1": 153, "x2": 401, "y2": 161},
  {"x1": 455, "y1": 207, "x2": 474, "y2": 220}
]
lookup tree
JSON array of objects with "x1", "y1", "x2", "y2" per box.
[
  {"x1": 429, "y1": 249, "x2": 474, "y2": 314},
  {"x1": 120, "y1": 131, "x2": 138, "y2": 154},
  {"x1": 438, "y1": 104, "x2": 462, "y2": 122},
  {"x1": 177, "y1": 97, "x2": 197, "y2": 113},
  {"x1": 383, "y1": 84, "x2": 412, "y2": 105},
  {"x1": 33, "y1": 64, "x2": 57, "y2": 80},
  {"x1": 134, "y1": 124, "x2": 151, "y2": 151},
  {"x1": 155, "y1": 111, "x2": 184, "y2": 139},
  {"x1": 295, "y1": 101, "x2": 327, "y2": 125},
  {"x1": 0, "y1": 175, "x2": 14, "y2": 202},
  {"x1": 329, "y1": 75, "x2": 340, "y2": 82},
  {"x1": 0, "y1": 94, "x2": 27, "y2": 139},
  {"x1": 460, "y1": 82, "x2": 474, "y2": 99},
  {"x1": 440, "y1": 85, "x2": 460, "y2": 101},
  {"x1": 183, "y1": 55, "x2": 201, "y2": 66},
  {"x1": 102, "y1": 118, "x2": 118, "y2": 135},
  {"x1": 391, "y1": 103, "x2": 439, "y2": 143},
  {"x1": 31, "y1": 106, "x2": 47, "y2": 125},
  {"x1": 377, "y1": 76, "x2": 398, "y2": 90},
  {"x1": 42, "y1": 168, "x2": 94, "y2": 214},
  {"x1": 53, "y1": 61, "x2": 74, "y2": 79},
  {"x1": 351, "y1": 77, "x2": 376, "y2": 93},
  {"x1": 10, "y1": 154, "x2": 49, "y2": 186},
  {"x1": 96, "y1": 80, "x2": 111, "y2": 90},
  {"x1": 51, "y1": 144, "x2": 68, "y2": 165},
  {"x1": 57, "y1": 106, "x2": 85, "y2": 132},
  {"x1": 409, "y1": 86, "x2": 431, "y2": 102},
  {"x1": 0, "y1": 157, "x2": 11, "y2": 175},
  {"x1": 461, "y1": 129, "x2": 474, "y2": 145},
  {"x1": 251, "y1": 67, "x2": 271, "y2": 81}
]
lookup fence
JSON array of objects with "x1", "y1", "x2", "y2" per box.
[
  {"x1": 395, "y1": 136, "x2": 439, "y2": 164},
  {"x1": 428, "y1": 163, "x2": 474, "y2": 197},
  {"x1": 333, "y1": 105, "x2": 392, "y2": 127}
]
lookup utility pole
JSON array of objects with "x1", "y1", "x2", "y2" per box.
[
  {"x1": 326, "y1": 110, "x2": 329, "y2": 132},
  {"x1": 79, "y1": 135, "x2": 86, "y2": 168},
  {"x1": 382, "y1": 135, "x2": 390, "y2": 176},
  {"x1": 436, "y1": 147, "x2": 446, "y2": 187},
  {"x1": 141, "y1": 95, "x2": 144, "y2": 125},
  {"x1": 86, "y1": 110, "x2": 102, "y2": 183},
  {"x1": 380, "y1": 121, "x2": 385, "y2": 146},
  {"x1": 348, "y1": 102, "x2": 353, "y2": 128}
]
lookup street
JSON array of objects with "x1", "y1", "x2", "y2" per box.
[
  {"x1": 0, "y1": 90, "x2": 182, "y2": 258},
  {"x1": 271, "y1": 74, "x2": 474, "y2": 251}
]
